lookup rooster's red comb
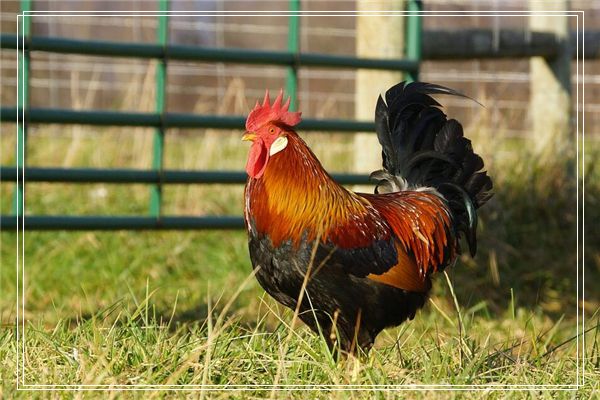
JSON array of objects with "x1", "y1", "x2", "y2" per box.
[{"x1": 245, "y1": 89, "x2": 302, "y2": 131}]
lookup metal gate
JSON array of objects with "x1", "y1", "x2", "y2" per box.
[{"x1": 0, "y1": 0, "x2": 423, "y2": 230}]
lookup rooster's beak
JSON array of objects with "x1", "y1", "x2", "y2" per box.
[{"x1": 242, "y1": 132, "x2": 257, "y2": 142}]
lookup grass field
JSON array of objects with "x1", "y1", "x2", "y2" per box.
[{"x1": 1, "y1": 117, "x2": 599, "y2": 398}]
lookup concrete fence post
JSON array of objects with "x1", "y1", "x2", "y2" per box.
[
  {"x1": 529, "y1": 0, "x2": 572, "y2": 155},
  {"x1": 354, "y1": 1, "x2": 405, "y2": 189}
]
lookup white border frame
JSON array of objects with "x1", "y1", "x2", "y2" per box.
[{"x1": 13, "y1": 9, "x2": 586, "y2": 392}]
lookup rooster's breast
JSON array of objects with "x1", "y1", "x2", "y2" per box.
[{"x1": 245, "y1": 219, "x2": 428, "y2": 352}]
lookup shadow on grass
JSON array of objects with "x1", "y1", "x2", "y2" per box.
[{"x1": 66, "y1": 301, "x2": 263, "y2": 336}]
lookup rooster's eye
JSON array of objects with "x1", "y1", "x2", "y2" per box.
[{"x1": 269, "y1": 127, "x2": 276, "y2": 134}]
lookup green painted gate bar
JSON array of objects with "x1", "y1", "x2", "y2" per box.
[
  {"x1": 1, "y1": 5, "x2": 422, "y2": 231},
  {"x1": 0, "y1": 34, "x2": 419, "y2": 71},
  {"x1": 2, "y1": 216, "x2": 246, "y2": 230},
  {"x1": 0, "y1": 33, "x2": 419, "y2": 71},
  {"x1": 286, "y1": 0, "x2": 300, "y2": 111},
  {"x1": 1, "y1": 167, "x2": 373, "y2": 185},
  {"x1": 0, "y1": 107, "x2": 377, "y2": 131},
  {"x1": 405, "y1": 0, "x2": 423, "y2": 82},
  {"x1": 12, "y1": 0, "x2": 31, "y2": 216},
  {"x1": 150, "y1": 0, "x2": 169, "y2": 217}
]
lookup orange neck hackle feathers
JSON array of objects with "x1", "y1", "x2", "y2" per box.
[
  {"x1": 245, "y1": 89, "x2": 302, "y2": 132},
  {"x1": 246, "y1": 131, "x2": 387, "y2": 249}
]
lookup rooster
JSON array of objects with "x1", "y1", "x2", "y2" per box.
[{"x1": 243, "y1": 82, "x2": 493, "y2": 353}]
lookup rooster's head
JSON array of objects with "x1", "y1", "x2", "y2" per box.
[{"x1": 243, "y1": 90, "x2": 302, "y2": 179}]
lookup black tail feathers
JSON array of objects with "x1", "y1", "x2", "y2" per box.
[{"x1": 370, "y1": 81, "x2": 493, "y2": 256}]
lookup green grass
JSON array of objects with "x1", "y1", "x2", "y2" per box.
[{"x1": 1, "y1": 124, "x2": 599, "y2": 398}]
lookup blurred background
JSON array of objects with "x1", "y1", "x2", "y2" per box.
[{"x1": 0, "y1": 0, "x2": 598, "y2": 355}]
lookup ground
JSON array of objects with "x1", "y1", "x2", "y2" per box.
[{"x1": 0, "y1": 126, "x2": 598, "y2": 398}]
